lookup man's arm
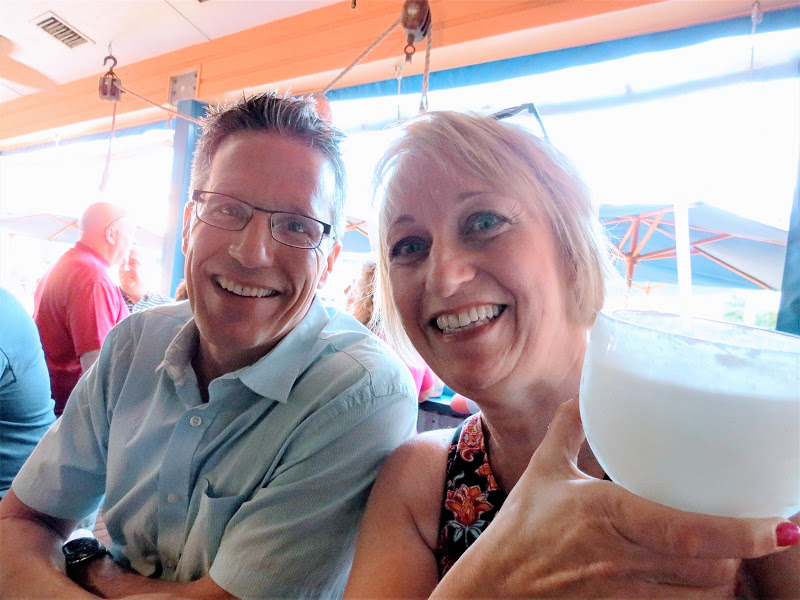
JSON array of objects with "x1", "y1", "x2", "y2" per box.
[
  {"x1": 0, "y1": 489, "x2": 96, "y2": 600},
  {"x1": 75, "y1": 559, "x2": 236, "y2": 600},
  {"x1": 0, "y1": 490, "x2": 236, "y2": 600},
  {"x1": 70, "y1": 280, "x2": 128, "y2": 374}
]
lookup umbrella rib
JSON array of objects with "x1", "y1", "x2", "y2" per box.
[
  {"x1": 694, "y1": 247, "x2": 772, "y2": 290},
  {"x1": 643, "y1": 218, "x2": 785, "y2": 244},
  {"x1": 602, "y1": 205, "x2": 693, "y2": 225},
  {"x1": 49, "y1": 223, "x2": 77, "y2": 241},
  {"x1": 633, "y1": 213, "x2": 663, "y2": 256},
  {"x1": 616, "y1": 223, "x2": 633, "y2": 251},
  {"x1": 345, "y1": 219, "x2": 367, "y2": 231},
  {"x1": 638, "y1": 233, "x2": 734, "y2": 261}
]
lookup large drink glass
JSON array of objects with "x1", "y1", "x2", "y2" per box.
[{"x1": 579, "y1": 310, "x2": 800, "y2": 518}]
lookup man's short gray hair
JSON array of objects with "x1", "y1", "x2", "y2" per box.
[
  {"x1": 190, "y1": 91, "x2": 347, "y2": 240},
  {"x1": 373, "y1": 110, "x2": 615, "y2": 357}
]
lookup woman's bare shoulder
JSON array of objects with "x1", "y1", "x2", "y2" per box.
[
  {"x1": 373, "y1": 427, "x2": 456, "y2": 548},
  {"x1": 381, "y1": 428, "x2": 453, "y2": 481}
]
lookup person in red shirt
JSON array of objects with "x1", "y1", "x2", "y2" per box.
[{"x1": 34, "y1": 202, "x2": 135, "y2": 415}]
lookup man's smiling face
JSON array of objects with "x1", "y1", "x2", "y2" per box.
[{"x1": 182, "y1": 131, "x2": 339, "y2": 378}]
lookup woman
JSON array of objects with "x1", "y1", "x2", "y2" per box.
[{"x1": 344, "y1": 111, "x2": 800, "y2": 598}]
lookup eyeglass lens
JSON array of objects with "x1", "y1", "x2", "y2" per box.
[{"x1": 196, "y1": 192, "x2": 325, "y2": 249}]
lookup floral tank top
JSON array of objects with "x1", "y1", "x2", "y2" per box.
[{"x1": 434, "y1": 412, "x2": 507, "y2": 578}]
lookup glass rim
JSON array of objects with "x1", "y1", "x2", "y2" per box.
[{"x1": 597, "y1": 309, "x2": 800, "y2": 353}]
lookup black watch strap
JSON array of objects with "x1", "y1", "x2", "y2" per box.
[{"x1": 62, "y1": 537, "x2": 109, "y2": 572}]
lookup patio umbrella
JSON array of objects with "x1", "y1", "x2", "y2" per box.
[
  {"x1": 0, "y1": 213, "x2": 79, "y2": 243},
  {"x1": 342, "y1": 216, "x2": 372, "y2": 254},
  {"x1": 0, "y1": 212, "x2": 163, "y2": 249},
  {"x1": 600, "y1": 202, "x2": 788, "y2": 290}
]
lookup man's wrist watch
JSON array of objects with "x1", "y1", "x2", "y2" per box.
[{"x1": 62, "y1": 536, "x2": 109, "y2": 575}]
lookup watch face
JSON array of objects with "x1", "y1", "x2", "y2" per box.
[{"x1": 63, "y1": 537, "x2": 103, "y2": 563}]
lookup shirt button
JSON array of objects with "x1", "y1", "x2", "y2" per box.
[
  {"x1": 167, "y1": 493, "x2": 180, "y2": 503},
  {"x1": 189, "y1": 416, "x2": 202, "y2": 427},
  {"x1": 164, "y1": 559, "x2": 176, "y2": 570}
]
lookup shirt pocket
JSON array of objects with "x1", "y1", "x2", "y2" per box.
[{"x1": 176, "y1": 478, "x2": 242, "y2": 580}]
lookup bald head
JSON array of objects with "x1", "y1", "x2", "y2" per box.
[
  {"x1": 79, "y1": 202, "x2": 136, "y2": 265},
  {"x1": 81, "y1": 202, "x2": 127, "y2": 233}
]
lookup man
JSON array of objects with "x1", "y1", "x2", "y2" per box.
[
  {"x1": 33, "y1": 202, "x2": 135, "y2": 415},
  {"x1": 0, "y1": 92, "x2": 418, "y2": 600},
  {"x1": 0, "y1": 287, "x2": 55, "y2": 498},
  {"x1": 119, "y1": 246, "x2": 173, "y2": 312}
]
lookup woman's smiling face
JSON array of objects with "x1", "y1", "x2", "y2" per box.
[{"x1": 384, "y1": 155, "x2": 584, "y2": 400}]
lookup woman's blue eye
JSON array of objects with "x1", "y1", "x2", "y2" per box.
[
  {"x1": 390, "y1": 237, "x2": 429, "y2": 261},
  {"x1": 465, "y1": 212, "x2": 505, "y2": 234}
]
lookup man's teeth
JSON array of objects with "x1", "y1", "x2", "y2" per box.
[
  {"x1": 217, "y1": 276, "x2": 275, "y2": 298},
  {"x1": 436, "y1": 304, "x2": 501, "y2": 333}
]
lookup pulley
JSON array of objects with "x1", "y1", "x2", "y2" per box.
[
  {"x1": 98, "y1": 54, "x2": 121, "y2": 102},
  {"x1": 402, "y1": 0, "x2": 431, "y2": 63}
]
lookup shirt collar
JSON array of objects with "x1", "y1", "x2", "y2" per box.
[
  {"x1": 234, "y1": 297, "x2": 330, "y2": 402},
  {"x1": 158, "y1": 296, "x2": 330, "y2": 404},
  {"x1": 158, "y1": 315, "x2": 200, "y2": 386},
  {"x1": 74, "y1": 241, "x2": 111, "y2": 268}
]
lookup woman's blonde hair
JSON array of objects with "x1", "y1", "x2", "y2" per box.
[{"x1": 372, "y1": 110, "x2": 614, "y2": 358}]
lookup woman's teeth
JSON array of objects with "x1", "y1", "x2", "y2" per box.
[
  {"x1": 216, "y1": 276, "x2": 275, "y2": 298},
  {"x1": 435, "y1": 304, "x2": 502, "y2": 333}
]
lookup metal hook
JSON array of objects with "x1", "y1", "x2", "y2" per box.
[{"x1": 103, "y1": 54, "x2": 117, "y2": 74}]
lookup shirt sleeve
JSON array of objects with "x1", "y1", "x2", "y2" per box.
[
  {"x1": 69, "y1": 281, "x2": 129, "y2": 357},
  {"x1": 208, "y1": 389, "x2": 417, "y2": 600},
  {"x1": 11, "y1": 325, "x2": 115, "y2": 520}
]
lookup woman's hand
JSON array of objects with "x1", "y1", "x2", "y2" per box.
[{"x1": 433, "y1": 398, "x2": 799, "y2": 598}]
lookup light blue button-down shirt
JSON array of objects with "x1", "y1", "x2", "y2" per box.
[{"x1": 13, "y1": 298, "x2": 418, "y2": 599}]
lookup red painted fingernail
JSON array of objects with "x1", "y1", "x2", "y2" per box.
[{"x1": 776, "y1": 522, "x2": 800, "y2": 546}]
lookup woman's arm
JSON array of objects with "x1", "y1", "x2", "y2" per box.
[{"x1": 344, "y1": 430, "x2": 451, "y2": 599}]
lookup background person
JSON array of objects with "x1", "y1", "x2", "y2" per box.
[
  {"x1": 119, "y1": 246, "x2": 173, "y2": 312},
  {"x1": 33, "y1": 201, "x2": 135, "y2": 415},
  {"x1": 0, "y1": 287, "x2": 55, "y2": 499},
  {"x1": 344, "y1": 111, "x2": 800, "y2": 599},
  {"x1": 174, "y1": 279, "x2": 188, "y2": 301},
  {"x1": 345, "y1": 258, "x2": 442, "y2": 402},
  {"x1": 0, "y1": 92, "x2": 418, "y2": 600}
]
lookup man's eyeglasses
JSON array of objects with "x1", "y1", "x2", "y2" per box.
[{"x1": 191, "y1": 190, "x2": 331, "y2": 250}]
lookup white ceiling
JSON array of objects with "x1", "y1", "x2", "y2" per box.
[{"x1": 0, "y1": 0, "x2": 341, "y2": 103}]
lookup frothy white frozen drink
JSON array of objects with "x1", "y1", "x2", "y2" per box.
[{"x1": 580, "y1": 311, "x2": 800, "y2": 518}]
